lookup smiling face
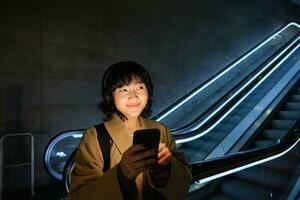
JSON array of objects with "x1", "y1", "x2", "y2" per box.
[
  {"x1": 113, "y1": 80, "x2": 149, "y2": 120},
  {"x1": 99, "y1": 61, "x2": 154, "y2": 121}
]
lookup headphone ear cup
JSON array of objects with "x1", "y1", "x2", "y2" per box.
[
  {"x1": 104, "y1": 93, "x2": 111, "y2": 103},
  {"x1": 104, "y1": 92, "x2": 114, "y2": 107},
  {"x1": 102, "y1": 65, "x2": 115, "y2": 95}
]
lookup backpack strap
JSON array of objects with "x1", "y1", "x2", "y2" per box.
[{"x1": 94, "y1": 123, "x2": 111, "y2": 173}]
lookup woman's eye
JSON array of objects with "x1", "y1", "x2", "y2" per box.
[
  {"x1": 118, "y1": 88, "x2": 128, "y2": 92},
  {"x1": 136, "y1": 85, "x2": 144, "y2": 90}
]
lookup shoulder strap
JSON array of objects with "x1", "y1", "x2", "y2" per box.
[{"x1": 94, "y1": 123, "x2": 111, "y2": 173}]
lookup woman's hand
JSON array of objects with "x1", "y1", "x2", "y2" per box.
[
  {"x1": 157, "y1": 143, "x2": 172, "y2": 165},
  {"x1": 119, "y1": 144, "x2": 157, "y2": 180},
  {"x1": 148, "y1": 143, "x2": 173, "y2": 188}
]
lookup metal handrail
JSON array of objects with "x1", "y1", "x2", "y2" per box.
[
  {"x1": 0, "y1": 133, "x2": 35, "y2": 199},
  {"x1": 191, "y1": 129, "x2": 300, "y2": 184}
]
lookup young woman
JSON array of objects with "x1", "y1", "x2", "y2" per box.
[{"x1": 68, "y1": 61, "x2": 191, "y2": 200}]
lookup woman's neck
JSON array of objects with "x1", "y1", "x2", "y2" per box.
[{"x1": 123, "y1": 116, "x2": 142, "y2": 132}]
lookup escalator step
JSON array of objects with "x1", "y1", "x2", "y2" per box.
[
  {"x1": 263, "y1": 129, "x2": 288, "y2": 140},
  {"x1": 183, "y1": 140, "x2": 201, "y2": 149},
  {"x1": 186, "y1": 141, "x2": 218, "y2": 153},
  {"x1": 184, "y1": 138, "x2": 215, "y2": 150},
  {"x1": 230, "y1": 108, "x2": 249, "y2": 117},
  {"x1": 221, "y1": 117, "x2": 242, "y2": 125},
  {"x1": 220, "y1": 179, "x2": 281, "y2": 200},
  {"x1": 271, "y1": 120, "x2": 296, "y2": 130},
  {"x1": 198, "y1": 139, "x2": 222, "y2": 154},
  {"x1": 181, "y1": 148, "x2": 207, "y2": 162},
  {"x1": 226, "y1": 114, "x2": 243, "y2": 121},
  {"x1": 262, "y1": 155, "x2": 299, "y2": 174},
  {"x1": 279, "y1": 111, "x2": 300, "y2": 120},
  {"x1": 189, "y1": 150, "x2": 208, "y2": 162},
  {"x1": 208, "y1": 131, "x2": 228, "y2": 142},
  {"x1": 287, "y1": 143, "x2": 300, "y2": 158},
  {"x1": 285, "y1": 102, "x2": 300, "y2": 110},
  {"x1": 254, "y1": 140, "x2": 275, "y2": 147},
  {"x1": 214, "y1": 123, "x2": 234, "y2": 132},
  {"x1": 246, "y1": 94, "x2": 265, "y2": 102},
  {"x1": 291, "y1": 94, "x2": 300, "y2": 102},
  {"x1": 234, "y1": 166, "x2": 290, "y2": 190},
  {"x1": 207, "y1": 195, "x2": 237, "y2": 200},
  {"x1": 238, "y1": 101, "x2": 255, "y2": 109}
]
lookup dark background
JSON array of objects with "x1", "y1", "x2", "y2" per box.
[{"x1": 1, "y1": 0, "x2": 300, "y2": 188}]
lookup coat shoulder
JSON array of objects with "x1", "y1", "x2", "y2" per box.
[{"x1": 77, "y1": 126, "x2": 99, "y2": 148}]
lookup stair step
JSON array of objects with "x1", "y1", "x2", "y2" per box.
[
  {"x1": 221, "y1": 117, "x2": 241, "y2": 125},
  {"x1": 208, "y1": 131, "x2": 227, "y2": 142},
  {"x1": 230, "y1": 108, "x2": 249, "y2": 117},
  {"x1": 239, "y1": 102, "x2": 255, "y2": 110},
  {"x1": 262, "y1": 154, "x2": 299, "y2": 174},
  {"x1": 263, "y1": 129, "x2": 288, "y2": 140},
  {"x1": 234, "y1": 166, "x2": 290, "y2": 190},
  {"x1": 287, "y1": 143, "x2": 300, "y2": 158},
  {"x1": 221, "y1": 179, "x2": 281, "y2": 200},
  {"x1": 214, "y1": 123, "x2": 234, "y2": 132},
  {"x1": 181, "y1": 148, "x2": 207, "y2": 162},
  {"x1": 285, "y1": 102, "x2": 300, "y2": 110},
  {"x1": 271, "y1": 120, "x2": 296, "y2": 130},
  {"x1": 291, "y1": 94, "x2": 300, "y2": 102},
  {"x1": 278, "y1": 111, "x2": 300, "y2": 120},
  {"x1": 246, "y1": 94, "x2": 264, "y2": 102},
  {"x1": 184, "y1": 138, "x2": 215, "y2": 150},
  {"x1": 254, "y1": 140, "x2": 274, "y2": 147}
]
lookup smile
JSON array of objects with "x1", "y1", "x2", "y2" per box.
[{"x1": 126, "y1": 103, "x2": 141, "y2": 108}]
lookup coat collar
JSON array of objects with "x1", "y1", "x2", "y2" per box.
[{"x1": 104, "y1": 114, "x2": 154, "y2": 154}]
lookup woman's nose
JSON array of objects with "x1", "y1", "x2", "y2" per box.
[{"x1": 128, "y1": 90, "x2": 138, "y2": 98}]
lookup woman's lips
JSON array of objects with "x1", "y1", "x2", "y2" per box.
[{"x1": 126, "y1": 103, "x2": 140, "y2": 108}]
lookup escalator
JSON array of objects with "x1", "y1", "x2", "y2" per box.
[
  {"x1": 213, "y1": 144, "x2": 300, "y2": 200},
  {"x1": 178, "y1": 37, "x2": 300, "y2": 163},
  {"x1": 188, "y1": 74, "x2": 300, "y2": 200},
  {"x1": 157, "y1": 23, "x2": 300, "y2": 133},
  {"x1": 189, "y1": 141, "x2": 300, "y2": 200}
]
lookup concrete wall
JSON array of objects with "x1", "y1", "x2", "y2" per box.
[{"x1": 1, "y1": 0, "x2": 300, "y2": 187}]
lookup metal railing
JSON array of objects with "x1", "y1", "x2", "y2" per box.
[{"x1": 0, "y1": 133, "x2": 34, "y2": 199}]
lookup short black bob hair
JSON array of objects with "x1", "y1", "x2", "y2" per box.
[{"x1": 99, "y1": 61, "x2": 154, "y2": 121}]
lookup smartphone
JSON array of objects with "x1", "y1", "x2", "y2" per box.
[{"x1": 133, "y1": 128, "x2": 160, "y2": 150}]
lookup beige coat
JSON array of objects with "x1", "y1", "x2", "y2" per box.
[{"x1": 68, "y1": 114, "x2": 192, "y2": 200}]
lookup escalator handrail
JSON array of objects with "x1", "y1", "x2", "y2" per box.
[
  {"x1": 174, "y1": 35, "x2": 300, "y2": 143},
  {"x1": 190, "y1": 128, "x2": 300, "y2": 184},
  {"x1": 172, "y1": 32, "x2": 300, "y2": 134},
  {"x1": 155, "y1": 22, "x2": 300, "y2": 124}
]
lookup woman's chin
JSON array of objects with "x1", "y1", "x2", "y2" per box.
[{"x1": 124, "y1": 111, "x2": 142, "y2": 119}]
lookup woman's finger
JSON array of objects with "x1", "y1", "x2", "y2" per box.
[
  {"x1": 158, "y1": 148, "x2": 168, "y2": 159},
  {"x1": 158, "y1": 143, "x2": 166, "y2": 151},
  {"x1": 158, "y1": 152, "x2": 172, "y2": 165},
  {"x1": 131, "y1": 149, "x2": 157, "y2": 162}
]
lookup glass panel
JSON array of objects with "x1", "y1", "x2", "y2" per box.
[{"x1": 44, "y1": 131, "x2": 83, "y2": 180}]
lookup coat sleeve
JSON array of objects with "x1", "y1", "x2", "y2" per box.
[
  {"x1": 150, "y1": 124, "x2": 192, "y2": 200},
  {"x1": 68, "y1": 127, "x2": 123, "y2": 200}
]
